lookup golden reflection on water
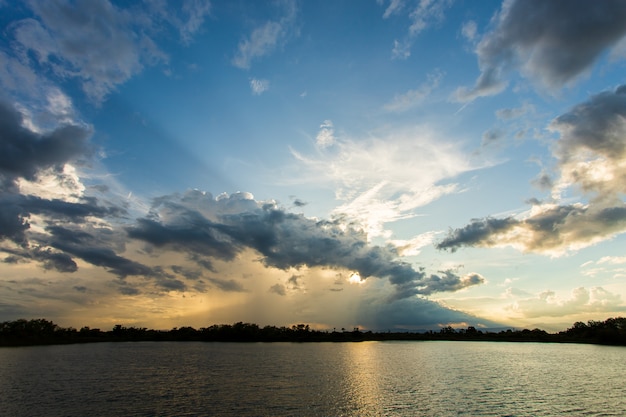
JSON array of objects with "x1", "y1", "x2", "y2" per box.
[{"x1": 339, "y1": 342, "x2": 386, "y2": 415}]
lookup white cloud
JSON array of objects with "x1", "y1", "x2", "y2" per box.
[
  {"x1": 461, "y1": 20, "x2": 477, "y2": 42},
  {"x1": 232, "y1": 1, "x2": 298, "y2": 69},
  {"x1": 509, "y1": 286, "x2": 625, "y2": 318},
  {"x1": 391, "y1": 39, "x2": 411, "y2": 60},
  {"x1": 390, "y1": 231, "x2": 438, "y2": 256},
  {"x1": 250, "y1": 78, "x2": 270, "y2": 95},
  {"x1": 387, "y1": 0, "x2": 453, "y2": 60},
  {"x1": 293, "y1": 125, "x2": 477, "y2": 239},
  {"x1": 382, "y1": 0, "x2": 405, "y2": 19},
  {"x1": 315, "y1": 120, "x2": 335, "y2": 148}
]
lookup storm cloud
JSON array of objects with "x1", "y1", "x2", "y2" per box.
[
  {"x1": 0, "y1": 100, "x2": 91, "y2": 184},
  {"x1": 456, "y1": 0, "x2": 626, "y2": 101},
  {"x1": 127, "y1": 190, "x2": 485, "y2": 300}
]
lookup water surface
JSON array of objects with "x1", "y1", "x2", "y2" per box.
[{"x1": 0, "y1": 341, "x2": 624, "y2": 416}]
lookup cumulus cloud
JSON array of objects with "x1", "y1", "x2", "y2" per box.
[
  {"x1": 0, "y1": 100, "x2": 103, "y2": 245},
  {"x1": 509, "y1": 286, "x2": 625, "y2": 318},
  {"x1": 455, "y1": 0, "x2": 626, "y2": 101},
  {"x1": 5, "y1": 0, "x2": 210, "y2": 103},
  {"x1": 232, "y1": 1, "x2": 298, "y2": 69},
  {"x1": 126, "y1": 190, "x2": 485, "y2": 300},
  {"x1": 439, "y1": 85, "x2": 626, "y2": 255}
]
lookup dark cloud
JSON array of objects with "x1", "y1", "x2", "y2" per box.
[
  {"x1": 0, "y1": 246, "x2": 77, "y2": 273},
  {"x1": 437, "y1": 217, "x2": 518, "y2": 252},
  {"x1": 36, "y1": 248, "x2": 78, "y2": 273},
  {"x1": 357, "y1": 297, "x2": 501, "y2": 331},
  {"x1": 128, "y1": 191, "x2": 485, "y2": 299},
  {"x1": 171, "y1": 265, "x2": 202, "y2": 280},
  {"x1": 207, "y1": 277, "x2": 246, "y2": 293},
  {"x1": 0, "y1": 100, "x2": 92, "y2": 183},
  {"x1": 118, "y1": 285, "x2": 141, "y2": 296},
  {"x1": 0, "y1": 193, "x2": 126, "y2": 245},
  {"x1": 269, "y1": 283, "x2": 286, "y2": 296},
  {"x1": 438, "y1": 203, "x2": 626, "y2": 254},
  {"x1": 457, "y1": 0, "x2": 626, "y2": 101},
  {"x1": 552, "y1": 85, "x2": 626, "y2": 163},
  {"x1": 127, "y1": 217, "x2": 239, "y2": 262},
  {"x1": 418, "y1": 272, "x2": 486, "y2": 296}
]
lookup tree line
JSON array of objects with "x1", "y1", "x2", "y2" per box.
[{"x1": 1, "y1": 317, "x2": 625, "y2": 347}]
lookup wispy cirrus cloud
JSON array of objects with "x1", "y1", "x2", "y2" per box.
[
  {"x1": 381, "y1": 0, "x2": 453, "y2": 60},
  {"x1": 293, "y1": 124, "x2": 479, "y2": 239},
  {"x1": 232, "y1": 0, "x2": 298, "y2": 69},
  {"x1": 384, "y1": 70, "x2": 443, "y2": 112}
]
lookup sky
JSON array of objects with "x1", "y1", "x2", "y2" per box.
[{"x1": 1, "y1": 0, "x2": 626, "y2": 332}]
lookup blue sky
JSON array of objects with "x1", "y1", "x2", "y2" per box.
[{"x1": 2, "y1": 0, "x2": 626, "y2": 331}]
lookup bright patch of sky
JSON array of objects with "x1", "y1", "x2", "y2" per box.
[{"x1": 1, "y1": 0, "x2": 626, "y2": 332}]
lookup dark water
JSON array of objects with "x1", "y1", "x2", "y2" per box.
[{"x1": 0, "y1": 341, "x2": 624, "y2": 416}]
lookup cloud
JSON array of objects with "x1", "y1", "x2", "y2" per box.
[
  {"x1": 439, "y1": 85, "x2": 626, "y2": 255},
  {"x1": 150, "y1": 0, "x2": 212, "y2": 44},
  {"x1": 461, "y1": 20, "x2": 477, "y2": 42},
  {"x1": 315, "y1": 120, "x2": 335, "y2": 148},
  {"x1": 389, "y1": 231, "x2": 438, "y2": 257},
  {"x1": 383, "y1": 70, "x2": 443, "y2": 112},
  {"x1": 386, "y1": 0, "x2": 453, "y2": 60},
  {"x1": 207, "y1": 277, "x2": 246, "y2": 292},
  {"x1": 509, "y1": 286, "x2": 625, "y2": 318},
  {"x1": 232, "y1": 1, "x2": 298, "y2": 69},
  {"x1": 126, "y1": 190, "x2": 485, "y2": 300},
  {"x1": 382, "y1": 0, "x2": 404, "y2": 19},
  {"x1": 481, "y1": 128, "x2": 505, "y2": 148},
  {"x1": 293, "y1": 125, "x2": 478, "y2": 239},
  {"x1": 5, "y1": 0, "x2": 210, "y2": 104},
  {"x1": 0, "y1": 101, "x2": 92, "y2": 184},
  {"x1": 495, "y1": 103, "x2": 532, "y2": 120},
  {"x1": 250, "y1": 78, "x2": 270, "y2": 95},
  {"x1": 456, "y1": 0, "x2": 626, "y2": 101},
  {"x1": 550, "y1": 85, "x2": 626, "y2": 199},
  {"x1": 357, "y1": 296, "x2": 500, "y2": 330}
]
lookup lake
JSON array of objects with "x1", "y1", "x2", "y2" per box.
[{"x1": 0, "y1": 341, "x2": 624, "y2": 416}]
